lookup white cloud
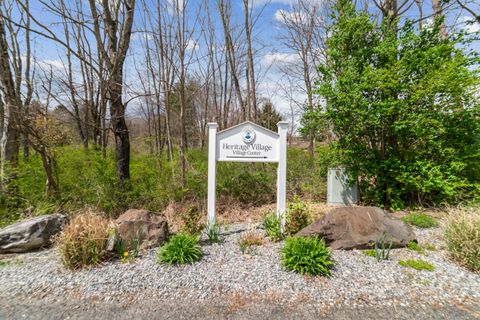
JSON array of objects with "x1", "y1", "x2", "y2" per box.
[
  {"x1": 253, "y1": 0, "x2": 294, "y2": 6},
  {"x1": 186, "y1": 39, "x2": 199, "y2": 51},
  {"x1": 460, "y1": 16, "x2": 480, "y2": 34},
  {"x1": 37, "y1": 59, "x2": 64, "y2": 71},
  {"x1": 262, "y1": 52, "x2": 299, "y2": 65},
  {"x1": 131, "y1": 31, "x2": 154, "y2": 41},
  {"x1": 274, "y1": 9, "x2": 309, "y2": 24},
  {"x1": 254, "y1": 0, "x2": 322, "y2": 6}
]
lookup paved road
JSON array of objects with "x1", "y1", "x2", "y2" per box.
[{"x1": 1, "y1": 296, "x2": 479, "y2": 320}]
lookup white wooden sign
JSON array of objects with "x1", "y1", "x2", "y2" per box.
[{"x1": 207, "y1": 121, "x2": 288, "y2": 231}]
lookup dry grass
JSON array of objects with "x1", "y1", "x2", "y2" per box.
[
  {"x1": 443, "y1": 207, "x2": 480, "y2": 272},
  {"x1": 239, "y1": 230, "x2": 265, "y2": 247},
  {"x1": 56, "y1": 211, "x2": 111, "y2": 270}
]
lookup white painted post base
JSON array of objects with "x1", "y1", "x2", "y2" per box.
[{"x1": 207, "y1": 123, "x2": 218, "y2": 230}]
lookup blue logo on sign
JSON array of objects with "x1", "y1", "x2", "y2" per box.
[{"x1": 242, "y1": 127, "x2": 255, "y2": 144}]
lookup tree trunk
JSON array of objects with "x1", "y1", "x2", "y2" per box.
[
  {"x1": 109, "y1": 72, "x2": 130, "y2": 182},
  {"x1": 0, "y1": 14, "x2": 20, "y2": 187},
  {"x1": 432, "y1": 0, "x2": 447, "y2": 39}
]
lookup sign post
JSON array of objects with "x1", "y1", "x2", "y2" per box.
[
  {"x1": 207, "y1": 123, "x2": 218, "y2": 228},
  {"x1": 276, "y1": 122, "x2": 288, "y2": 229},
  {"x1": 207, "y1": 121, "x2": 288, "y2": 231}
]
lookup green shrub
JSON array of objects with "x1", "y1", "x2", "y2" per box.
[
  {"x1": 181, "y1": 205, "x2": 204, "y2": 236},
  {"x1": 398, "y1": 259, "x2": 435, "y2": 271},
  {"x1": 281, "y1": 236, "x2": 334, "y2": 276},
  {"x1": 285, "y1": 195, "x2": 311, "y2": 235},
  {"x1": 444, "y1": 208, "x2": 480, "y2": 272},
  {"x1": 56, "y1": 212, "x2": 110, "y2": 270},
  {"x1": 262, "y1": 211, "x2": 283, "y2": 242},
  {"x1": 314, "y1": 1, "x2": 480, "y2": 209},
  {"x1": 401, "y1": 213, "x2": 438, "y2": 228},
  {"x1": 157, "y1": 233, "x2": 203, "y2": 265}
]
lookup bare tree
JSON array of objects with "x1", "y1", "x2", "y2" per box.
[
  {"x1": 276, "y1": 0, "x2": 326, "y2": 156},
  {"x1": 453, "y1": 0, "x2": 480, "y2": 23},
  {"x1": 0, "y1": 0, "x2": 33, "y2": 189},
  {"x1": 87, "y1": 0, "x2": 136, "y2": 183}
]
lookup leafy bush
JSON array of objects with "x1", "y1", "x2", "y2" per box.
[
  {"x1": 444, "y1": 208, "x2": 480, "y2": 272},
  {"x1": 262, "y1": 211, "x2": 283, "y2": 242},
  {"x1": 281, "y1": 236, "x2": 334, "y2": 276},
  {"x1": 285, "y1": 195, "x2": 311, "y2": 235},
  {"x1": 157, "y1": 233, "x2": 203, "y2": 265},
  {"x1": 398, "y1": 259, "x2": 435, "y2": 271},
  {"x1": 181, "y1": 205, "x2": 204, "y2": 236},
  {"x1": 313, "y1": 1, "x2": 480, "y2": 209},
  {"x1": 56, "y1": 212, "x2": 111, "y2": 270},
  {"x1": 402, "y1": 213, "x2": 438, "y2": 228}
]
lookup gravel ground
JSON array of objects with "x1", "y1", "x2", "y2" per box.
[{"x1": 0, "y1": 223, "x2": 479, "y2": 319}]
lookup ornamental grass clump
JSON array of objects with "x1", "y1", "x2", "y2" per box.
[
  {"x1": 238, "y1": 230, "x2": 265, "y2": 254},
  {"x1": 157, "y1": 233, "x2": 203, "y2": 265},
  {"x1": 281, "y1": 236, "x2": 334, "y2": 276},
  {"x1": 444, "y1": 208, "x2": 480, "y2": 272},
  {"x1": 56, "y1": 212, "x2": 110, "y2": 270}
]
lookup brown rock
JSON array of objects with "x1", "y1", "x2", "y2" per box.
[
  {"x1": 296, "y1": 206, "x2": 415, "y2": 250},
  {"x1": 115, "y1": 209, "x2": 169, "y2": 250}
]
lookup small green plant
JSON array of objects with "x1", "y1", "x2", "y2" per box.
[
  {"x1": 401, "y1": 213, "x2": 438, "y2": 228},
  {"x1": 374, "y1": 233, "x2": 393, "y2": 261},
  {"x1": 285, "y1": 195, "x2": 311, "y2": 235},
  {"x1": 407, "y1": 241, "x2": 425, "y2": 254},
  {"x1": 424, "y1": 244, "x2": 436, "y2": 251},
  {"x1": 238, "y1": 230, "x2": 264, "y2": 254},
  {"x1": 207, "y1": 223, "x2": 222, "y2": 244},
  {"x1": 157, "y1": 233, "x2": 203, "y2": 265},
  {"x1": 444, "y1": 208, "x2": 480, "y2": 272},
  {"x1": 363, "y1": 249, "x2": 376, "y2": 257},
  {"x1": 262, "y1": 211, "x2": 283, "y2": 242},
  {"x1": 399, "y1": 259, "x2": 435, "y2": 271},
  {"x1": 181, "y1": 205, "x2": 205, "y2": 236},
  {"x1": 113, "y1": 229, "x2": 141, "y2": 262},
  {"x1": 281, "y1": 236, "x2": 334, "y2": 276},
  {"x1": 0, "y1": 258, "x2": 22, "y2": 268}
]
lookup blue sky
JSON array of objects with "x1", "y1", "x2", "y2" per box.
[{"x1": 19, "y1": 0, "x2": 480, "y2": 119}]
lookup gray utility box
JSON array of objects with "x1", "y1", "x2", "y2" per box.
[{"x1": 327, "y1": 168, "x2": 358, "y2": 205}]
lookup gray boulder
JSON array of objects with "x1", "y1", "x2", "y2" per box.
[
  {"x1": 296, "y1": 206, "x2": 415, "y2": 250},
  {"x1": 0, "y1": 214, "x2": 67, "y2": 253}
]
